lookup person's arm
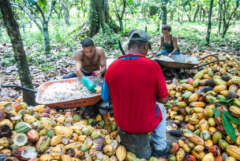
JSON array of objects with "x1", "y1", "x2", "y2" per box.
[
  {"x1": 99, "y1": 48, "x2": 106, "y2": 75},
  {"x1": 158, "y1": 37, "x2": 163, "y2": 51},
  {"x1": 74, "y1": 51, "x2": 83, "y2": 79},
  {"x1": 153, "y1": 37, "x2": 163, "y2": 55},
  {"x1": 169, "y1": 37, "x2": 178, "y2": 54},
  {"x1": 101, "y1": 78, "x2": 110, "y2": 101},
  {"x1": 157, "y1": 97, "x2": 168, "y2": 104},
  {"x1": 94, "y1": 48, "x2": 106, "y2": 77},
  {"x1": 155, "y1": 64, "x2": 169, "y2": 104}
]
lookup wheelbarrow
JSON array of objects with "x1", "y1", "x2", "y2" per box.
[
  {"x1": 1, "y1": 76, "x2": 101, "y2": 108},
  {"x1": 153, "y1": 54, "x2": 225, "y2": 70}
]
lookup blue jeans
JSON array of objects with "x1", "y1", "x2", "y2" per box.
[
  {"x1": 152, "y1": 103, "x2": 167, "y2": 151},
  {"x1": 63, "y1": 72, "x2": 93, "y2": 79},
  {"x1": 159, "y1": 50, "x2": 180, "y2": 55}
]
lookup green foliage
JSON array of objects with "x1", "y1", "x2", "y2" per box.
[
  {"x1": 39, "y1": 62, "x2": 53, "y2": 73},
  {"x1": 0, "y1": 0, "x2": 239, "y2": 70},
  {"x1": 213, "y1": 108, "x2": 237, "y2": 142},
  {"x1": 0, "y1": 51, "x2": 16, "y2": 67},
  {"x1": 223, "y1": 110, "x2": 240, "y2": 125},
  {"x1": 222, "y1": 112, "x2": 236, "y2": 142},
  {"x1": 27, "y1": 0, "x2": 37, "y2": 5},
  {"x1": 38, "y1": 0, "x2": 47, "y2": 7},
  {"x1": 93, "y1": 25, "x2": 122, "y2": 51}
]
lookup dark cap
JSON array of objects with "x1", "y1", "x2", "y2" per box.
[{"x1": 129, "y1": 30, "x2": 150, "y2": 42}]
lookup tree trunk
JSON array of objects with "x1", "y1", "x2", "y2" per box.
[
  {"x1": 218, "y1": 0, "x2": 223, "y2": 34},
  {"x1": 222, "y1": 25, "x2": 229, "y2": 38},
  {"x1": 161, "y1": 0, "x2": 167, "y2": 25},
  {"x1": 206, "y1": 0, "x2": 214, "y2": 45},
  {"x1": 221, "y1": 0, "x2": 239, "y2": 38},
  {"x1": 193, "y1": 5, "x2": 200, "y2": 22},
  {"x1": 54, "y1": 8, "x2": 61, "y2": 19},
  {"x1": 183, "y1": 6, "x2": 191, "y2": 22},
  {"x1": 104, "y1": 0, "x2": 120, "y2": 32},
  {"x1": 114, "y1": 0, "x2": 126, "y2": 33},
  {"x1": 60, "y1": 0, "x2": 70, "y2": 25},
  {"x1": 199, "y1": 7, "x2": 202, "y2": 21},
  {"x1": 177, "y1": 10, "x2": 180, "y2": 22},
  {"x1": 170, "y1": 10, "x2": 174, "y2": 21},
  {"x1": 202, "y1": 8, "x2": 206, "y2": 21},
  {"x1": 119, "y1": 18, "x2": 123, "y2": 33},
  {"x1": 89, "y1": 0, "x2": 120, "y2": 37},
  {"x1": 89, "y1": 0, "x2": 100, "y2": 36},
  {"x1": 188, "y1": 3, "x2": 193, "y2": 21},
  {"x1": 0, "y1": 0, "x2": 35, "y2": 105},
  {"x1": 42, "y1": 21, "x2": 51, "y2": 55}
]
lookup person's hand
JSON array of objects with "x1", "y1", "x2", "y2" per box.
[
  {"x1": 76, "y1": 71, "x2": 83, "y2": 80},
  {"x1": 93, "y1": 70, "x2": 101, "y2": 78},
  {"x1": 152, "y1": 52, "x2": 157, "y2": 55}
]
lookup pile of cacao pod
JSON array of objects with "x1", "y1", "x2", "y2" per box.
[
  {"x1": 0, "y1": 98, "x2": 164, "y2": 161},
  {"x1": 1, "y1": 53, "x2": 240, "y2": 161},
  {"x1": 167, "y1": 53, "x2": 240, "y2": 160}
]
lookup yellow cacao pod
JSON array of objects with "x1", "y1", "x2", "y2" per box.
[
  {"x1": 176, "y1": 102, "x2": 187, "y2": 108},
  {"x1": 126, "y1": 152, "x2": 136, "y2": 161},
  {"x1": 50, "y1": 145, "x2": 65, "y2": 160},
  {"x1": 226, "y1": 145, "x2": 240, "y2": 160},
  {"x1": 40, "y1": 154, "x2": 52, "y2": 161},
  {"x1": 190, "y1": 102, "x2": 205, "y2": 107},
  {"x1": 54, "y1": 126, "x2": 73, "y2": 138},
  {"x1": 194, "y1": 145, "x2": 204, "y2": 152},
  {"x1": 61, "y1": 155, "x2": 72, "y2": 161},
  {"x1": 189, "y1": 117, "x2": 200, "y2": 125},
  {"x1": 169, "y1": 90, "x2": 176, "y2": 97},
  {"x1": 193, "y1": 107, "x2": 204, "y2": 113},
  {"x1": 72, "y1": 158, "x2": 81, "y2": 161},
  {"x1": 236, "y1": 136, "x2": 240, "y2": 145},
  {"x1": 193, "y1": 79, "x2": 200, "y2": 87},
  {"x1": 192, "y1": 150, "x2": 205, "y2": 160},
  {"x1": 0, "y1": 149, "x2": 11, "y2": 156},
  {"x1": 203, "y1": 74, "x2": 212, "y2": 79},
  {"x1": 183, "y1": 84, "x2": 194, "y2": 91},
  {"x1": 184, "y1": 133, "x2": 204, "y2": 146},
  {"x1": 50, "y1": 136, "x2": 62, "y2": 146},
  {"x1": 0, "y1": 119, "x2": 13, "y2": 129},
  {"x1": 202, "y1": 153, "x2": 214, "y2": 161},
  {"x1": 230, "y1": 106, "x2": 240, "y2": 117},
  {"x1": 103, "y1": 144, "x2": 113, "y2": 156},
  {"x1": 33, "y1": 105, "x2": 45, "y2": 113},
  {"x1": 189, "y1": 93, "x2": 199, "y2": 102},
  {"x1": 36, "y1": 136, "x2": 50, "y2": 153},
  {"x1": 116, "y1": 145, "x2": 127, "y2": 161},
  {"x1": 226, "y1": 157, "x2": 237, "y2": 161},
  {"x1": 237, "y1": 89, "x2": 240, "y2": 97},
  {"x1": 213, "y1": 85, "x2": 227, "y2": 93},
  {"x1": 65, "y1": 142, "x2": 81, "y2": 149},
  {"x1": 205, "y1": 139, "x2": 213, "y2": 148},
  {"x1": 176, "y1": 148, "x2": 185, "y2": 161},
  {"x1": 220, "y1": 90, "x2": 230, "y2": 97},
  {"x1": 175, "y1": 115, "x2": 184, "y2": 121}
]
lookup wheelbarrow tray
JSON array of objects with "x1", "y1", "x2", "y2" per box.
[
  {"x1": 35, "y1": 77, "x2": 101, "y2": 108},
  {"x1": 154, "y1": 60, "x2": 197, "y2": 69},
  {"x1": 154, "y1": 54, "x2": 223, "y2": 69}
]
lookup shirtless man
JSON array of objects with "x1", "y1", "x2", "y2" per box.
[{"x1": 63, "y1": 38, "x2": 106, "y2": 79}]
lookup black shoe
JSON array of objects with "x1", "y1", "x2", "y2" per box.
[
  {"x1": 152, "y1": 143, "x2": 171, "y2": 158},
  {"x1": 168, "y1": 130, "x2": 182, "y2": 137}
]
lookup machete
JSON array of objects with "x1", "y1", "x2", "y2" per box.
[{"x1": 118, "y1": 40, "x2": 125, "y2": 55}]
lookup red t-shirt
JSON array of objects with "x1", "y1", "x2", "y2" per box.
[{"x1": 105, "y1": 54, "x2": 168, "y2": 133}]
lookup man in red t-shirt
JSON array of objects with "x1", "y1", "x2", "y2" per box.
[{"x1": 101, "y1": 30, "x2": 169, "y2": 157}]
